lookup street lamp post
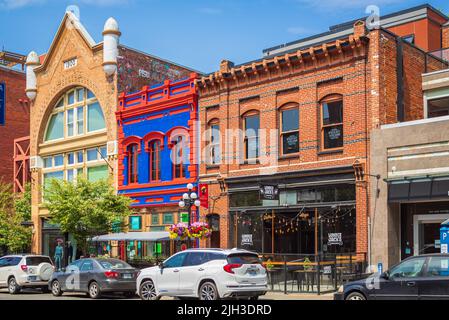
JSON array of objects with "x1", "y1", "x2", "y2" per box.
[{"x1": 178, "y1": 183, "x2": 201, "y2": 227}]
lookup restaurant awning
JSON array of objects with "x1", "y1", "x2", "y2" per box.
[
  {"x1": 90, "y1": 232, "x2": 170, "y2": 242},
  {"x1": 387, "y1": 175, "x2": 449, "y2": 203}
]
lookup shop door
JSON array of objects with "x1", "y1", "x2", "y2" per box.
[{"x1": 413, "y1": 214, "x2": 449, "y2": 256}]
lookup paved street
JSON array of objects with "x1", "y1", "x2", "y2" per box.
[{"x1": 0, "y1": 288, "x2": 333, "y2": 301}]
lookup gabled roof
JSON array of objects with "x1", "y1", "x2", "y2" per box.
[{"x1": 35, "y1": 11, "x2": 99, "y2": 72}]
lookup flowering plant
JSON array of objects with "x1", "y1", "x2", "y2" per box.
[
  {"x1": 169, "y1": 223, "x2": 189, "y2": 240},
  {"x1": 188, "y1": 222, "x2": 212, "y2": 239},
  {"x1": 168, "y1": 222, "x2": 212, "y2": 240}
]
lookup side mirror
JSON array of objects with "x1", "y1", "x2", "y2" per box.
[
  {"x1": 381, "y1": 272, "x2": 389, "y2": 280},
  {"x1": 158, "y1": 262, "x2": 164, "y2": 269},
  {"x1": 61, "y1": 268, "x2": 66, "y2": 273}
]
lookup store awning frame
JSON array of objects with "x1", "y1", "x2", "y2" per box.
[
  {"x1": 90, "y1": 231, "x2": 170, "y2": 242},
  {"x1": 387, "y1": 174, "x2": 449, "y2": 203}
]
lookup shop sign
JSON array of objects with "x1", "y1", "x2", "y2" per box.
[
  {"x1": 241, "y1": 234, "x2": 253, "y2": 246},
  {"x1": 328, "y1": 233, "x2": 343, "y2": 246},
  {"x1": 260, "y1": 184, "x2": 279, "y2": 200},
  {"x1": 328, "y1": 127, "x2": 341, "y2": 140},
  {"x1": 199, "y1": 183, "x2": 209, "y2": 209}
]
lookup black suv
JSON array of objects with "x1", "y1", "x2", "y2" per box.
[{"x1": 334, "y1": 254, "x2": 449, "y2": 300}]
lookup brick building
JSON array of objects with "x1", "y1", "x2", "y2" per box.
[
  {"x1": 27, "y1": 11, "x2": 195, "y2": 259},
  {"x1": 197, "y1": 4, "x2": 448, "y2": 268},
  {"x1": 113, "y1": 74, "x2": 199, "y2": 260},
  {"x1": 0, "y1": 56, "x2": 30, "y2": 189}
]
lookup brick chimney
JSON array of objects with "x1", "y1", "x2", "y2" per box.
[
  {"x1": 220, "y1": 60, "x2": 234, "y2": 73},
  {"x1": 443, "y1": 22, "x2": 449, "y2": 49},
  {"x1": 353, "y1": 20, "x2": 367, "y2": 38}
]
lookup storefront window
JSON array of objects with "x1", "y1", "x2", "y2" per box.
[
  {"x1": 87, "y1": 165, "x2": 108, "y2": 182},
  {"x1": 229, "y1": 191, "x2": 262, "y2": 207}
]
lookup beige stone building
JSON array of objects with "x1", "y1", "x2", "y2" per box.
[
  {"x1": 26, "y1": 11, "x2": 194, "y2": 259},
  {"x1": 370, "y1": 61, "x2": 449, "y2": 269}
]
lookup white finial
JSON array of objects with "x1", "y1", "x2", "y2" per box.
[
  {"x1": 102, "y1": 17, "x2": 121, "y2": 77},
  {"x1": 26, "y1": 51, "x2": 40, "y2": 101}
]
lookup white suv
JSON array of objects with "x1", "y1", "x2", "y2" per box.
[
  {"x1": 0, "y1": 255, "x2": 54, "y2": 294},
  {"x1": 137, "y1": 249, "x2": 268, "y2": 300}
]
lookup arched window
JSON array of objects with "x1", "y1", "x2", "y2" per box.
[
  {"x1": 279, "y1": 104, "x2": 299, "y2": 155},
  {"x1": 44, "y1": 87, "x2": 105, "y2": 142},
  {"x1": 127, "y1": 144, "x2": 139, "y2": 184},
  {"x1": 172, "y1": 135, "x2": 186, "y2": 179},
  {"x1": 149, "y1": 140, "x2": 161, "y2": 182},
  {"x1": 320, "y1": 95, "x2": 343, "y2": 150},
  {"x1": 207, "y1": 119, "x2": 221, "y2": 165},
  {"x1": 243, "y1": 111, "x2": 260, "y2": 160}
]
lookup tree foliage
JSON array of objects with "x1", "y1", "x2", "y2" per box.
[
  {"x1": 0, "y1": 182, "x2": 32, "y2": 254},
  {"x1": 45, "y1": 178, "x2": 131, "y2": 254}
]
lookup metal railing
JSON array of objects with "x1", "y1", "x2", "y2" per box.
[
  {"x1": 428, "y1": 48, "x2": 449, "y2": 65},
  {"x1": 259, "y1": 253, "x2": 368, "y2": 295}
]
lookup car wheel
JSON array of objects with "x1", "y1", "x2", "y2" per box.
[
  {"x1": 51, "y1": 280, "x2": 63, "y2": 297},
  {"x1": 346, "y1": 292, "x2": 366, "y2": 301},
  {"x1": 88, "y1": 281, "x2": 101, "y2": 299},
  {"x1": 199, "y1": 281, "x2": 219, "y2": 301},
  {"x1": 8, "y1": 277, "x2": 20, "y2": 295},
  {"x1": 139, "y1": 280, "x2": 159, "y2": 301}
]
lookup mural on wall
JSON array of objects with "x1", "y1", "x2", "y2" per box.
[{"x1": 117, "y1": 46, "x2": 193, "y2": 94}]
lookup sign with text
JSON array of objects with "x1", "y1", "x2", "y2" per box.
[
  {"x1": 0, "y1": 83, "x2": 4, "y2": 125},
  {"x1": 64, "y1": 58, "x2": 78, "y2": 70},
  {"x1": 241, "y1": 234, "x2": 253, "y2": 246},
  {"x1": 259, "y1": 184, "x2": 279, "y2": 200},
  {"x1": 328, "y1": 233, "x2": 343, "y2": 246}
]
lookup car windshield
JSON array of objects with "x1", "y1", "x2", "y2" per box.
[
  {"x1": 227, "y1": 253, "x2": 261, "y2": 264},
  {"x1": 26, "y1": 256, "x2": 52, "y2": 266},
  {"x1": 98, "y1": 259, "x2": 132, "y2": 270}
]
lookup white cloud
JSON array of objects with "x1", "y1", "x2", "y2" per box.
[{"x1": 0, "y1": 0, "x2": 45, "y2": 9}]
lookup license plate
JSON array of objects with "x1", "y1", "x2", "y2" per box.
[
  {"x1": 247, "y1": 269, "x2": 258, "y2": 276},
  {"x1": 28, "y1": 276, "x2": 37, "y2": 281},
  {"x1": 123, "y1": 273, "x2": 133, "y2": 279}
]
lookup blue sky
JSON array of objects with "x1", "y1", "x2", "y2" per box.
[{"x1": 1, "y1": 0, "x2": 449, "y2": 73}]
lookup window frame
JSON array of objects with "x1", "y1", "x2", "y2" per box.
[
  {"x1": 243, "y1": 111, "x2": 260, "y2": 161},
  {"x1": 172, "y1": 135, "x2": 186, "y2": 180},
  {"x1": 127, "y1": 143, "x2": 139, "y2": 185},
  {"x1": 320, "y1": 95, "x2": 344, "y2": 151},
  {"x1": 207, "y1": 119, "x2": 221, "y2": 165},
  {"x1": 148, "y1": 140, "x2": 162, "y2": 182},
  {"x1": 279, "y1": 104, "x2": 300, "y2": 156}
]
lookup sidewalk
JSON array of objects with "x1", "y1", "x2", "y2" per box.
[{"x1": 262, "y1": 291, "x2": 334, "y2": 300}]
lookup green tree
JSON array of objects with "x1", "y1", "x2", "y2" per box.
[
  {"x1": 0, "y1": 182, "x2": 32, "y2": 254},
  {"x1": 45, "y1": 178, "x2": 131, "y2": 255},
  {"x1": 14, "y1": 183, "x2": 32, "y2": 222}
]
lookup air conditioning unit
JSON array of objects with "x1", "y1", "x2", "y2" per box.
[
  {"x1": 107, "y1": 140, "x2": 118, "y2": 156},
  {"x1": 29, "y1": 156, "x2": 43, "y2": 170}
]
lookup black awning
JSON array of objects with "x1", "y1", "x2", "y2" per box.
[{"x1": 388, "y1": 176, "x2": 449, "y2": 203}]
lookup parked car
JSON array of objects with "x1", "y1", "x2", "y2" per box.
[
  {"x1": 49, "y1": 258, "x2": 138, "y2": 299},
  {"x1": 334, "y1": 254, "x2": 449, "y2": 300},
  {"x1": 137, "y1": 248, "x2": 268, "y2": 300},
  {"x1": 0, "y1": 254, "x2": 54, "y2": 294}
]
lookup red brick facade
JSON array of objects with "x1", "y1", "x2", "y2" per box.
[
  {"x1": 197, "y1": 23, "x2": 448, "y2": 255},
  {"x1": 443, "y1": 25, "x2": 449, "y2": 49},
  {"x1": 0, "y1": 67, "x2": 29, "y2": 185}
]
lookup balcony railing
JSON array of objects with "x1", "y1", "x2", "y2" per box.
[{"x1": 429, "y1": 48, "x2": 449, "y2": 64}]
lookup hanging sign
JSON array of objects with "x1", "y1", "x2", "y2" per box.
[
  {"x1": 260, "y1": 184, "x2": 279, "y2": 200},
  {"x1": 199, "y1": 183, "x2": 209, "y2": 209},
  {"x1": 328, "y1": 233, "x2": 343, "y2": 246},
  {"x1": 241, "y1": 234, "x2": 253, "y2": 246}
]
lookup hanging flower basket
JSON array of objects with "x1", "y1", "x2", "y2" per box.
[
  {"x1": 188, "y1": 222, "x2": 212, "y2": 239},
  {"x1": 169, "y1": 222, "x2": 212, "y2": 240},
  {"x1": 169, "y1": 223, "x2": 190, "y2": 240}
]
